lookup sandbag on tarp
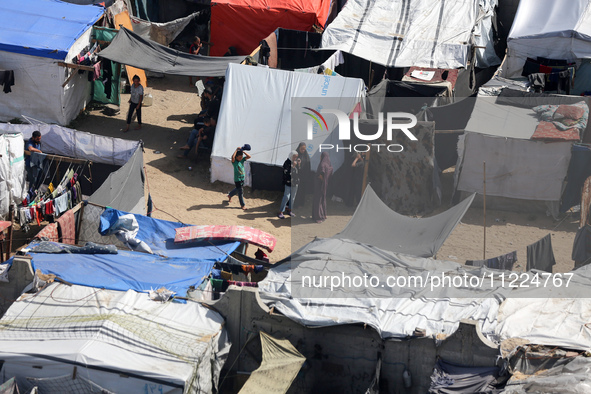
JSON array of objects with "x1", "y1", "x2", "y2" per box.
[
  {"x1": 98, "y1": 28, "x2": 245, "y2": 77},
  {"x1": 334, "y1": 185, "x2": 474, "y2": 258}
]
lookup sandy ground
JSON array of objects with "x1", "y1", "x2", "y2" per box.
[{"x1": 70, "y1": 75, "x2": 580, "y2": 272}]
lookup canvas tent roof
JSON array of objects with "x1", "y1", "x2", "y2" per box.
[
  {"x1": 455, "y1": 93, "x2": 577, "y2": 203},
  {"x1": 502, "y1": 0, "x2": 591, "y2": 78},
  {"x1": 321, "y1": 0, "x2": 500, "y2": 69},
  {"x1": 335, "y1": 186, "x2": 474, "y2": 258},
  {"x1": 98, "y1": 28, "x2": 245, "y2": 77},
  {"x1": 0, "y1": 0, "x2": 104, "y2": 60},
  {"x1": 0, "y1": 282, "x2": 230, "y2": 393},
  {"x1": 259, "y1": 237, "x2": 506, "y2": 340},
  {"x1": 211, "y1": 63, "x2": 365, "y2": 187},
  {"x1": 209, "y1": 0, "x2": 331, "y2": 56}
]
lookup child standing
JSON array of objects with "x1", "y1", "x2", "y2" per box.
[
  {"x1": 228, "y1": 147, "x2": 251, "y2": 210},
  {"x1": 124, "y1": 75, "x2": 143, "y2": 132}
]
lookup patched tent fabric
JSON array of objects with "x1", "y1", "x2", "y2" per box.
[
  {"x1": 210, "y1": 0, "x2": 332, "y2": 56},
  {"x1": 99, "y1": 28, "x2": 245, "y2": 77},
  {"x1": 501, "y1": 0, "x2": 591, "y2": 78},
  {"x1": 239, "y1": 332, "x2": 305, "y2": 394},
  {"x1": 259, "y1": 237, "x2": 505, "y2": 340},
  {"x1": 455, "y1": 95, "x2": 575, "y2": 204},
  {"x1": 0, "y1": 283, "x2": 230, "y2": 393},
  {"x1": 335, "y1": 185, "x2": 474, "y2": 258},
  {"x1": 89, "y1": 145, "x2": 146, "y2": 214},
  {"x1": 321, "y1": 0, "x2": 500, "y2": 69}
]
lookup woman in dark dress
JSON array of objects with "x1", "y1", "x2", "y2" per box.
[
  {"x1": 312, "y1": 152, "x2": 333, "y2": 223},
  {"x1": 294, "y1": 142, "x2": 311, "y2": 208}
]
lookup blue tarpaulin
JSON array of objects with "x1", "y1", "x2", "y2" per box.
[
  {"x1": 98, "y1": 207, "x2": 241, "y2": 258},
  {"x1": 28, "y1": 245, "x2": 235, "y2": 295},
  {"x1": 0, "y1": 0, "x2": 104, "y2": 60}
]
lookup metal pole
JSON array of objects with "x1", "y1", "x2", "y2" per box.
[{"x1": 483, "y1": 162, "x2": 486, "y2": 260}]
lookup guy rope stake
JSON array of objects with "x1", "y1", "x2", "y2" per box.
[{"x1": 483, "y1": 161, "x2": 486, "y2": 260}]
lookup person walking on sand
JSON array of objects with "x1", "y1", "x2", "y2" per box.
[
  {"x1": 227, "y1": 147, "x2": 250, "y2": 210},
  {"x1": 124, "y1": 75, "x2": 143, "y2": 132},
  {"x1": 312, "y1": 152, "x2": 333, "y2": 223},
  {"x1": 278, "y1": 151, "x2": 300, "y2": 219}
]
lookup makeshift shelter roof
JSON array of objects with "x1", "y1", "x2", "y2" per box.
[
  {"x1": 259, "y1": 237, "x2": 506, "y2": 340},
  {"x1": 321, "y1": 0, "x2": 500, "y2": 69},
  {"x1": 26, "y1": 240, "x2": 237, "y2": 295},
  {"x1": 0, "y1": 283, "x2": 230, "y2": 393},
  {"x1": 98, "y1": 28, "x2": 245, "y2": 77},
  {"x1": 502, "y1": 0, "x2": 591, "y2": 78},
  {"x1": 78, "y1": 206, "x2": 241, "y2": 259},
  {"x1": 0, "y1": 0, "x2": 104, "y2": 60},
  {"x1": 334, "y1": 185, "x2": 474, "y2": 258},
  {"x1": 209, "y1": 0, "x2": 332, "y2": 56}
]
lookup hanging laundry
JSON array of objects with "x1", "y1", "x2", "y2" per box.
[
  {"x1": 466, "y1": 251, "x2": 517, "y2": 271},
  {"x1": 526, "y1": 234, "x2": 556, "y2": 272},
  {"x1": 0, "y1": 70, "x2": 15, "y2": 93},
  {"x1": 35, "y1": 223, "x2": 59, "y2": 242},
  {"x1": 54, "y1": 193, "x2": 68, "y2": 216},
  {"x1": 227, "y1": 280, "x2": 257, "y2": 288},
  {"x1": 56, "y1": 209, "x2": 76, "y2": 245}
]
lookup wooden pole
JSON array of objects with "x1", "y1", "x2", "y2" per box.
[
  {"x1": 483, "y1": 162, "x2": 486, "y2": 260},
  {"x1": 361, "y1": 151, "x2": 371, "y2": 196}
]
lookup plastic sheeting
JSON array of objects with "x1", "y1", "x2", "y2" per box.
[
  {"x1": 211, "y1": 64, "x2": 365, "y2": 186},
  {"x1": 28, "y1": 245, "x2": 224, "y2": 296},
  {"x1": 321, "y1": 0, "x2": 497, "y2": 69},
  {"x1": 0, "y1": 0, "x2": 104, "y2": 60},
  {"x1": 78, "y1": 205, "x2": 241, "y2": 259},
  {"x1": 455, "y1": 132, "x2": 572, "y2": 202},
  {"x1": 502, "y1": 0, "x2": 591, "y2": 78},
  {"x1": 259, "y1": 237, "x2": 505, "y2": 340},
  {"x1": 98, "y1": 28, "x2": 245, "y2": 77},
  {"x1": 502, "y1": 357, "x2": 591, "y2": 393},
  {"x1": 0, "y1": 283, "x2": 230, "y2": 393},
  {"x1": 335, "y1": 186, "x2": 474, "y2": 258},
  {"x1": 0, "y1": 124, "x2": 139, "y2": 166},
  {"x1": 130, "y1": 12, "x2": 201, "y2": 46},
  {"x1": 210, "y1": 0, "x2": 331, "y2": 56},
  {"x1": 0, "y1": 134, "x2": 26, "y2": 219},
  {"x1": 89, "y1": 146, "x2": 145, "y2": 214}
]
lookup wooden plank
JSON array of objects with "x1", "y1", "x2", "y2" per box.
[
  {"x1": 57, "y1": 61, "x2": 95, "y2": 72},
  {"x1": 24, "y1": 150, "x2": 90, "y2": 165},
  {"x1": 113, "y1": 10, "x2": 147, "y2": 88}
]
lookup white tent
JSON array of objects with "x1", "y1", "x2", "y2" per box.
[
  {"x1": 0, "y1": 283, "x2": 230, "y2": 393},
  {"x1": 0, "y1": 0, "x2": 104, "y2": 125},
  {"x1": 321, "y1": 0, "x2": 500, "y2": 69},
  {"x1": 501, "y1": 0, "x2": 591, "y2": 78},
  {"x1": 0, "y1": 123, "x2": 145, "y2": 217},
  {"x1": 211, "y1": 63, "x2": 365, "y2": 187}
]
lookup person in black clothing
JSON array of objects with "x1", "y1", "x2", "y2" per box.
[
  {"x1": 179, "y1": 117, "x2": 216, "y2": 159},
  {"x1": 277, "y1": 151, "x2": 300, "y2": 219},
  {"x1": 292, "y1": 142, "x2": 311, "y2": 208}
]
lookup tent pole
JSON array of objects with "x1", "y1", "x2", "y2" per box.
[
  {"x1": 362, "y1": 151, "x2": 370, "y2": 196},
  {"x1": 483, "y1": 162, "x2": 486, "y2": 260}
]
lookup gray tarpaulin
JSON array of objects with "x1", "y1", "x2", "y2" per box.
[
  {"x1": 239, "y1": 332, "x2": 305, "y2": 394},
  {"x1": 89, "y1": 145, "x2": 145, "y2": 214},
  {"x1": 334, "y1": 185, "x2": 474, "y2": 258},
  {"x1": 98, "y1": 28, "x2": 245, "y2": 77},
  {"x1": 130, "y1": 12, "x2": 201, "y2": 46}
]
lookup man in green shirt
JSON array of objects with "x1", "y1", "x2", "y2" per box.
[{"x1": 228, "y1": 147, "x2": 251, "y2": 210}]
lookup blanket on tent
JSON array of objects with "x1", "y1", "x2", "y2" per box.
[
  {"x1": 175, "y1": 225, "x2": 276, "y2": 253},
  {"x1": 531, "y1": 102, "x2": 588, "y2": 141}
]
